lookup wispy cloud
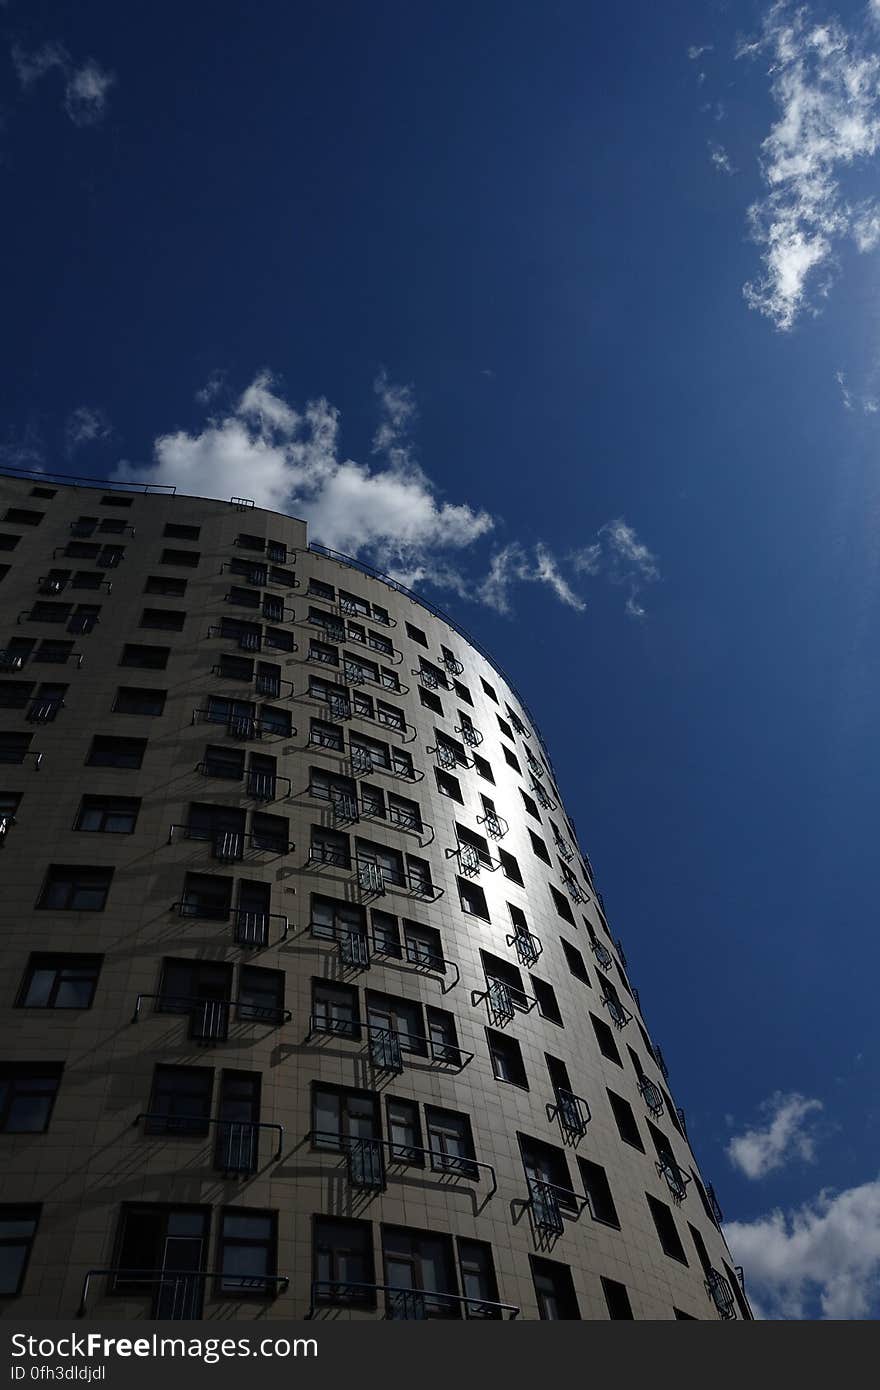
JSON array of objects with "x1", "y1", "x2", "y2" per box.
[
  {"x1": 11, "y1": 42, "x2": 114, "y2": 126},
  {"x1": 688, "y1": 44, "x2": 713, "y2": 61},
  {"x1": 739, "y1": 2, "x2": 880, "y2": 330},
  {"x1": 727, "y1": 1091, "x2": 824, "y2": 1180},
  {"x1": 727, "y1": 1176, "x2": 880, "y2": 1318},
  {"x1": 477, "y1": 542, "x2": 586, "y2": 616},
  {"x1": 709, "y1": 141, "x2": 736, "y2": 174},
  {"x1": 195, "y1": 371, "x2": 226, "y2": 406},
  {"x1": 571, "y1": 518, "x2": 659, "y2": 619},
  {"x1": 835, "y1": 368, "x2": 878, "y2": 413},
  {"x1": 65, "y1": 406, "x2": 112, "y2": 455}
]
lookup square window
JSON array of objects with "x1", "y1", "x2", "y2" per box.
[
  {"x1": 113, "y1": 686, "x2": 167, "y2": 717},
  {"x1": 486, "y1": 1029, "x2": 528, "y2": 1087},
  {"x1": 502, "y1": 745, "x2": 520, "y2": 772},
  {"x1": 0, "y1": 1064, "x2": 63, "y2": 1132},
  {"x1": 37, "y1": 865, "x2": 113, "y2": 911},
  {"x1": 86, "y1": 735, "x2": 146, "y2": 769},
  {"x1": 16, "y1": 954, "x2": 102, "y2": 1009},
  {"x1": 140, "y1": 607, "x2": 185, "y2": 631},
  {"x1": 75, "y1": 795, "x2": 141, "y2": 833},
  {"x1": 457, "y1": 877, "x2": 489, "y2": 921},
  {"x1": 163, "y1": 523, "x2": 200, "y2": 540}
]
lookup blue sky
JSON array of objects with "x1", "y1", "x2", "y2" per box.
[{"x1": 3, "y1": 0, "x2": 880, "y2": 1318}]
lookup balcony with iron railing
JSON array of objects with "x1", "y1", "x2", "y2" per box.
[
  {"x1": 438, "y1": 652, "x2": 464, "y2": 676},
  {"x1": 505, "y1": 927, "x2": 542, "y2": 968},
  {"x1": 195, "y1": 761, "x2": 292, "y2": 803},
  {"x1": 219, "y1": 561, "x2": 300, "y2": 589},
  {"x1": 191, "y1": 709, "x2": 297, "y2": 741},
  {"x1": 308, "y1": 921, "x2": 460, "y2": 992},
  {"x1": 445, "y1": 841, "x2": 499, "y2": 878},
  {"x1": 427, "y1": 741, "x2": 472, "y2": 773},
  {"x1": 527, "y1": 1176, "x2": 591, "y2": 1236},
  {"x1": 132, "y1": 992, "x2": 291, "y2": 1041},
  {"x1": 601, "y1": 992, "x2": 632, "y2": 1030},
  {"x1": 78, "y1": 1268, "x2": 289, "y2": 1319},
  {"x1": 0, "y1": 748, "x2": 42, "y2": 769},
  {"x1": 38, "y1": 575, "x2": 112, "y2": 595},
  {"x1": 168, "y1": 824, "x2": 295, "y2": 861},
  {"x1": 454, "y1": 722, "x2": 482, "y2": 748},
  {"x1": 307, "y1": 1131, "x2": 496, "y2": 1200},
  {"x1": 656, "y1": 1155, "x2": 692, "y2": 1205},
  {"x1": 305, "y1": 1015, "x2": 473, "y2": 1072},
  {"x1": 589, "y1": 938, "x2": 614, "y2": 971},
  {"x1": 340, "y1": 659, "x2": 409, "y2": 697},
  {"x1": 307, "y1": 1281, "x2": 518, "y2": 1321},
  {"x1": 0, "y1": 649, "x2": 25, "y2": 672},
  {"x1": 546, "y1": 1089, "x2": 591, "y2": 1141},
  {"x1": 471, "y1": 976, "x2": 538, "y2": 1029},
  {"x1": 210, "y1": 665, "x2": 296, "y2": 700},
  {"x1": 172, "y1": 895, "x2": 290, "y2": 945},
  {"x1": 132, "y1": 1112, "x2": 284, "y2": 1172},
  {"x1": 530, "y1": 777, "x2": 557, "y2": 811},
  {"x1": 476, "y1": 808, "x2": 508, "y2": 839},
  {"x1": 638, "y1": 1076, "x2": 664, "y2": 1117},
  {"x1": 705, "y1": 1268, "x2": 736, "y2": 1319},
  {"x1": 553, "y1": 833, "x2": 573, "y2": 862},
  {"x1": 705, "y1": 1182, "x2": 724, "y2": 1224},
  {"x1": 412, "y1": 665, "x2": 454, "y2": 692},
  {"x1": 338, "y1": 597, "x2": 396, "y2": 627},
  {"x1": 25, "y1": 698, "x2": 64, "y2": 723}
]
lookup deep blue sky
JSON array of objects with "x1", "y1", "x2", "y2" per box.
[{"x1": 3, "y1": 0, "x2": 880, "y2": 1316}]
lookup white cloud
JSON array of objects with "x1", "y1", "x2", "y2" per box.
[
  {"x1": 65, "y1": 406, "x2": 111, "y2": 454},
  {"x1": 571, "y1": 517, "x2": 660, "y2": 619},
  {"x1": 11, "y1": 42, "x2": 114, "y2": 126},
  {"x1": 195, "y1": 371, "x2": 225, "y2": 406},
  {"x1": 727, "y1": 1091, "x2": 824, "y2": 1180},
  {"x1": 372, "y1": 369, "x2": 417, "y2": 454},
  {"x1": 726, "y1": 1177, "x2": 880, "y2": 1318},
  {"x1": 709, "y1": 141, "x2": 736, "y2": 174},
  {"x1": 688, "y1": 44, "x2": 713, "y2": 61},
  {"x1": 476, "y1": 541, "x2": 586, "y2": 615},
  {"x1": 113, "y1": 370, "x2": 494, "y2": 576},
  {"x1": 740, "y1": 2, "x2": 880, "y2": 330}
]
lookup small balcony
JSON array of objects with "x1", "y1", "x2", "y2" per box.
[
  {"x1": 412, "y1": 665, "x2": 454, "y2": 692},
  {"x1": 194, "y1": 760, "x2": 292, "y2": 803},
  {"x1": 0, "y1": 649, "x2": 25, "y2": 672},
  {"x1": 590, "y1": 938, "x2": 614, "y2": 971},
  {"x1": 310, "y1": 922, "x2": 460, "y2": 991},
  {"x1": 705, "y1": 1268, "x2": 736, "y2": 1320},
  {"x1": 530, "y1": 777, "x2": 557, "y2": 811},
  {"x1": 307, "y1": 1131, "x2": 497, "y2": 1200},
  {"x1": 26, "y1": 698, "x2": 64, "y2": 724},
  {"x1": 174, "y1": 897, "x2": 290, "y2": 946},
  {"x1": 306, "y1": 1015, "x2": 473, "y2": 1072},
  {"x1": 506, "y1": 927, "x2": 542, "y2": 968},
  {"x1": 0, "y1": 813, "x2": 16, "y2": 844},
  {"x1": 444, "y1": 841, "x2": 499, "y2": 878},
  {"x1": 307, "y1": 1281, "x2": 518, "y2": 1321},
  {"x1": 527, "y1": 1177, "x2": 590, "y2": 1236},
  {"x1": 78, "y1": 1268, "x2": 289, "y2": 1320},
  {"x1": 546, "y1": 1089, "x2": 591, "y2": 1141},
  {"x1": 656, "y1": 1155, "x2": 691, "y2": 1204},
  {"x1": 210, "y1": 664, "x2": 295, "y2": 700},
  {"x1": 438, "y1": 652, "x2": 464, "y2": 676},
  {"x1": 191, "y1": 708, "x2": 297, "y2": 741},
  {"x1": 167, "y1": 825, "x2": 295, "y2": 861},
  {"x1": 133, "y1": 1112, "x2": 284, "y2": 1172},
  {"x1": 638, "y1": 1077, "x2": 664, "y2": 1117},
  {"x1": 601, "y1": 993, "x2": 632, "y2": 1030},
  {"x1": 471, "y1": 976, "x2": 538, "y2": 1029},
  {"x1": 654, "y1": 1044, "x2": 670, "y2": 1080},
  {"x1": 553, "y1": 834, "x2": 573, "y2": 862},
  {"x1": 705, "y1": 1182, "x2": 724, "y2": 1224},
  {"x1": 454, "y1": 722, "x2": 482, "y2": 748},
  {"x1": 476, "y1": 809, "x2": 508, "y2": 839},
  {"x1": 132, "y1": 992, "x2": 291, "y2": 1042}
]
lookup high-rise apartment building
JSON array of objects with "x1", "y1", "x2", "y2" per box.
[{"x1": 0, "y1": 470, "x2": 750, "y2": 1321}]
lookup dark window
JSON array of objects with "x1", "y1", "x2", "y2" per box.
[
  {"x1": 3, "y1": 509, "x2": 43, "y2": 526},
  {"x1": 146, "y1": 1065, "x2": 213, "y2": 1136},
  {"x1": 647, "y1": 1194, "x2": 688, "y2": 1264},
  {"x1": 98, "y1": 518, "x2": 127, "y2": 534},
  {"x1": 530, "y1": 975, "x2": 562, "y2": 1025},
  {"x1": 608, "y1": 1089, "x2": 644, "y2": 1150},
  {"x1": 120, "y1": 644, "x2": 170, "y2": 670},
  {"x1": 382, "y1": 1226, "x2": 459, "y2": 1317},
  {"x1": 310, "y1": 893, "x2": 364, "y2": 940},
  {"x1": 308, "y1": 578, "x2": 335, "y2": 601},
  {"x1": 16, "y1": 954, "x2": 102, "y2": 1009},
  {"x1": 457, "y1": 877, "x2": 489, "y2": 920},
  {"x1": 472, "y1": 753, "x2": 494, "y2": 782},
  {"x1": 68, "y1": 604, "x2": 101, "y2": 634},
  {"x1": 33, "y1": 640, "x2": 74, "y2": 663},
  {"x1": 366, "y1": 990, "x2": 425, "y2": 1055},
  {"x1": 312, "y1": 1084, "x2": 379, "y2": 1150},
  {"x1": 452, "y1": 680, "x2": 472, "y2": 706},
  {"x1": 419, "y1": 686, "x2": 443, "y2": 715},
  {"x1": 0, "y1": 681, "x2": 33, "y2": 710},
  {"x1": 161, "y1": 549, "x2": 200, "y2": 568},
  {"x1": 157, "y1": 959, "x2": 234, "y2": 1042},
  {"x1": 311, "y1": 979, "x2": 360, "y2": 1038},
  {"x1": 498, "y1": 849, "x2": 523, "y2": 885},
  {"x1": 100, "y1": 494, "x2": 132, "y2": 507},
  {"x1": 32, "y1": 487, "x2": 57, "y2": 499},
  {"x1": 674, "y1": 1308, "x2": 698, "y2": 1319},
  {"x1": 140, "y1": 608, "x2": 185, "y2": 631},
  {"x1": 425, "y1": 1106, "x2": 478, "y2": 1178},
  {"x1": 218, "y1": 1209, "x2": 277, "y2": 1296},
  {"x1": 486, "y1": 1029, "x2": 528, "y2": 1087},
  {"x1": 86, "y1": 735, "x2": 146, "y2": 768},
  {"x1": 179, "y1": 872, "x2": 233, "y2": 920},
  {"x1": 113, "y1": 686, "x2": 167, "y2": 717},
  {"x1": 0, "y1": 1206, "x2": 41, "y2": 1295},
  {"x1": 75, "y1": 795, "x2": 141, "y2": 833},
  {"x1": 0, "y1": 534, "x2": 21, "y2": 551},
  {"x1": 578, "y1": 1158, "x2": 620, "y2": 1227},
  {"x1": 385, "y1": 1096, "x2": 422, "y2": 1162},
  {"x1": 481, "y1": 678, "x2": 498, "y2": 702},
  {"x1": 529, "y1": 830, "x2": 551, "y2": 864},
  {"x1": 112, "y1": 1206, "x2": 209, "y2": 1313},
  {"x1": 590, "y1": 1013, "x2": 622, "y2": 1064},
  {"x1": 144, "y1": 575, "x2": 187, "y2": 596},
  {"x1": 502, "y1": 745, "x2": 520, "y2": 772},
  {"x1": 549, "y1": 883, "x2": 576, "y2": 925},
  {"x1": 313, "y1": 1217, "x2": 375, "y2": 1307},
  {"x1": 237, "y1": 967, "x2": 285, "y2": 1025},
  {"x1": 64, "y1": 541, "x2": 99, "y2": 558},
  {"x1": 561, "y1": 940, "x2": 591, "y2": 986},
  {"x1": 71, "y1": 571, "x2": 106, "y2": 590},
  {"x1": 497, "y1": 716, "x2": 514, "y2": 740},
  {"x1": 0, "y1": 1064, "x2": 63, "y2": 1132},
  {"x1": 520, "y1": 789, "x2": 540, "y2": 820},
  {"x1": 0, "y1": 733, "x2": 33, "y2": 765},
  {"x1": 457, "y1": 1239, "x2": 498, "y2": 1312},
  {"x1": 405, "y1": 622, "x2": 428, "y2": 647},
  {"x1": 434, "y1": 768, "x2": 462, "y2": 802},
  {"x1": 602, "y1": 1277, "x2": 634, "y2": 1319},
  {"x1": 530, "y1": 1256, "x2": 580, "y2": 1319},
  {"x1": 163, "y1": 523, "x2": 200, "y2": 540},
  {"x1": 37, "y1": 865, "x2": 113, "y2": 911}
]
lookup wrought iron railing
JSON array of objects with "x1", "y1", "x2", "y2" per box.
[
  {"x1": 656, "y1": 1155, "x2": 691, "y2": 1204},
  {"x1": 546, "y1": 1089, "x2": 591, "y2": 1140},
  {"x1": 638, "y1": 1077, "x2": 664, "y2": 1117},
  {"x1": 306, "y1": 1015, "x2": 472, "y2": 1070},
  {"x1": 705, "y1": 1268, "x2": 736, "y2": 1319},
  {"x1": 527, "y1": 1177, "x2": 591, "y2": 1235},
  {"x1": 471, "y1": 977, "x2": 538, "y2": 1028},
  {"x1": 476, "y1": 809, "x2": 508, "y2": 839},
  {"x1": 132, "y1": 992, "x2": 291, "y2": 1040},
  {"x1": 168, "y1": 825, "x2": 294, "y2": 860},
  {"x1": 308, "y1": 1131, "x2": 496, "y2": 1196},
  {"x1": 506, "y1": 928, "x2": 542, "y2": 968},
  {"x1": 78, "y1": 1267, "x2": 289, "y2": 1318},
  {"x1": 133, "y1": 1112, "x2": 284, "y2": 1168},
  {"x1": 601, "y1": 994, "x2": 632, "y2": 1029},
  {"x1": 306, "y1": 1280, "x2": 518, "y2": 1320}
]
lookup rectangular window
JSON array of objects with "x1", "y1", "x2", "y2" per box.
[
  {"x1": 0, "y1": 534, "x2": 21, "y2": 551},
  {"x1": 366, "y1": 990, "x2": 425, "y2": 1056},
  {"x1": 86, "y1": 735, "x2": 147, "y2": 768},
  {"x1": 164, "y1": 523, "x2": 200, "y2": 540},
  {"x1": 386, "y1": 1096, "x2": 423, "y2": 1163},
  {"x1": 561, "y1": 940, "x2": 591, "y2": 986},
  {"x1": 529, "y1": 830, "x2": 551, "y2": 864},
  {"x1": 75, "y1": 795, "x2": 141, "y2": 833},
  {"x1": 112, "y1": 1205, "x2": 209, "y2": 1314},
  {"x1": 237, "y1": 966, "x2": 285, "y2": 1025},
  {"x1": 590, "y1": 1012, "x2": 622, "y2": 1064},
  {"x1": 498, "y1": 848, "x2": 523, "y2": 885},
  {"x1": 502, "y1": 745, "x2": 520, "y2": 772},
  {"x1": 308, "y1": 578, "x2": 335, "y2": 601},
  {"x1": 0, "y1": 732, "x2": 33, "y2": 765},
  {"x1": 161, "y1": 549, "x2": 200, "y2": 568},
  {"x1": 607, "y1": 1089, "x2": 644, "y2": 1150},
  {"x1": 218, "y1": 1209, "x2": 277, "y2": 1296},
  {"x1": 405, "y1": 622, "x2": 428, "y2": 647},
  {"x1": 602, "y1": 1277, "x2": 634, "y2": 1319},
  {"x1": 16, "y1": 954, "x2": 102, "y2": 1009},
  {"x1": 37, "y1": 865, "x2": 113, "y2": 911},
  {"x1": 530, "y1": 1255, "x2": 580, "y2": 1320},
  {"x1": 312, "y1": 979, "x2": 360, "y2": 1039},
  {"x1": 578, "y1": 1158, "x2": 620, "y2": 1227},
  {"x1": 425, "y1": 1107, "x2": 478, "y2": 1178},
  {"x1": 520, "y1": 789, "x2": 540, "y2": 820},
  {"x1": 457, "y1": 877, "x2": 489, "y2": 920},
  {"x1": 530, "y1": 975, "x2": 563, "y2": 1025},
  {"x1": 434, "y1": 768, "x2": 462, "y2": 802},
  {"x1": 313, "y1": 1217, "x2": 375, "y2": 1307},
  {"x1": 140, "y1": 608, "x2": 185, "y2": 631},
  {"x1": 0, "y1": 1206, "x2": 41, "y2": 1296},
  {"x1": 419, "y1": 686, "x2": 443, "y2": 715},
  {"x1": 146, "y1": 1065, "x2": 213, "y2": 1136},
  {"x1": 0, "y1": 1064, "x2": 63, "y2": 1132},
  {"x1": 486, "y1": 1029, "x2": 528, "y2": 1087},
  {"x1": 100, "y1": 494, "x2": 132, "y2": 507},
  {"x1": 548, "y1": 883, "x2": 576, "y2": 925},
  {"x1": 32, "y1": 487, "x2": 57, "y2": 499},
  {"x1": 481, "y1": 677, "x2": 498, "y2": 702},
  {"x1": 312, "y1": 1084, "x2": 379, "y2": 1150},
  {"x1": 3, "y1": 508, "x2": 43, "y2": 526},
  {"x1": 33, "y1": 639, "x2": 73, "y2": 664},
  {"x1": 178, "y1": 872, "x2": 233, "y2": 919},
  {"x1": 71, "y1": 571, "x2": 107, "y2": 590},
  {"x1": 144, "y1": 575, "x2": 187, "y2": 597},
  {"x1": 381, "y1": 1226, "x2": 459, "y2": 1318},
  {"x1": 113, "y1": 686, "x2": 167, "y2": 717},
  {"x1": 646, "y1": 1193, "x2": 688, "y2": 1264}
]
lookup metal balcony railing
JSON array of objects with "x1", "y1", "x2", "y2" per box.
[
  {"x1": 476, "y1": 809, "x2": 508, "y2": 839},
  {"x1": 0, "y1": 649, "x2": 25, "y2": 671},
  {"x1": 676, "y1": 1106, "x2": 689, "y2": 1139},
  {"x1": 307, "y1": 1281, "x2": 518, "y2": 1320},
  {"x1": 615, "y1": 937, "x2": 628, "y2": 967},
  {"x1": 455, "y1": 723, "x2": 482, "y2": 748},
  {"x1": 427, "y1": 741, "x2": 472, "y2": 772},
  {"x1": 638, "y1": 1077, "x2": 664, "y2": 1117},
  {"x1": 310, "y1": 922, "x2": 460, "y2": 991},
  {"x1": 445, "y1": 842, "x2": 498, "y2": 878},
  {"x1": 26, "y1": 698, "x2": 64, "y2": 723},
  {"x1": 506, "y1": 928, "x2": 542, "y2": 968},
  {"x1": 347, "y1": 743, "x2": 424, "y2": 783},
  {"x1": 220, "y1": 562, "x2": 299, "y2": 590},
  {"x1": 654, "y1": 1045, "x2": 669, "y2": 1080},
  {"x1": 78, "y1": 1268, "x2": 289, "y2": 1318},
  {"x1": 346, "y1": 631, "x2": 401, "y2": 664},
  {"x1": 305, "y1": 1015, "x2": 472, "y2": 1071},
  {"x1": 133, "y1": 1112, "x2": 284, "y2": 1169},
  {"x1": 167, "y1": 825, "x2": 294, "y2": 860},
  {"x1": 527, "y1": 1177, "x2": 591, "y2": 1236},
  {"x1": 705, "y1": 1182, "x2": 724, "y2": 1224},
  {"x1": 412, "y1": 665, "x2": 454, "y2": 692},
  {"x1": 439, "y1": 652, "x2": 464, "y2": 676},
  {"x1": 132, "y1": 992, "x2": 291, "y2": 1040},
  {"x1": 0, "y1": 749, "x2": 42, "y2": 769},
  {"x1": 546, "y1": 1089, "x2": 591, "y2": 1140},
  {"x1": 471, "y1": 976, "x2": 538, "y2": 1029},
  {"x1": 657, "y1": 1155, "x2": 691, "y2": 1204},
  {"x1": 590, "y1": 939, "x2": 614, "y2": 970},
  {"x1": 210, "y1": 665, "x2": 295, "y2": 700},
  {"x1": 0, "y1": 813, "x2": 15, "y2": 843},
  {"x1": 192, "y1": 708, "x2": 296, "y2": 740},
  {"x1": 530, "y1": 777, "x2": 557, "y2": 811},
  {"x1": 601, "y1": 994, "x2": 632, "y2": 1030},
  {"x1": 308, "y1": 1131, "x2": 496, "y2": 1197},
  {"x1": 233, "y1": 909, "x2": 289, "y2": 948},
  {"x1": 705, "y1": 1268, "x2": 736, "y2": 1319},
  {"x1": 553, "y1": 834, "x2": 573, "y2": 862},
  {"x1": 562, "y1": 875, "x2": 589, "y2": 904}
]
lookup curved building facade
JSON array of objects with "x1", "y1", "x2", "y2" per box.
[{"x1": 0, "y1": 471, "x2": 750, "y2": 1322}]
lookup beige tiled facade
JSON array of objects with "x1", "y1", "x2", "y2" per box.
[{"x1": 0, "y1": 472, "x2": 750, "y2": 1322}]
